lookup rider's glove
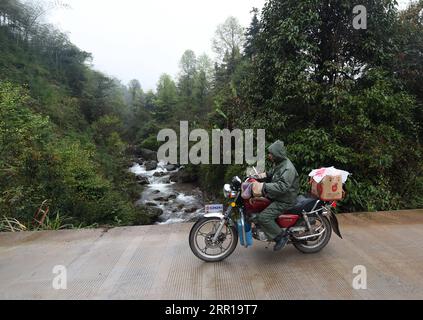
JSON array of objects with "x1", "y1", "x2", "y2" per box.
[{"x1": 252, "y1": 182, "x2": 264, "y2": 198}]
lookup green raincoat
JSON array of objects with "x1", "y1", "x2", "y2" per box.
[{"x1": 257, "y1": 140, "x2": 300, "y2": 240}]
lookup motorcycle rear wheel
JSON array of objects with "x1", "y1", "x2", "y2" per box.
[
  {"x1": 189, "y1": 217, "x2": 238, "y2": 262},
  {"x1": 293, "y1": 216, "x2": 332, "y2": 254}
]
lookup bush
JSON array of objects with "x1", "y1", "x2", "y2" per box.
[
  {"x1": 140, "y1": 135, "x2": 161, "y2": 151},
  {"x1": 0, "y1": 82, "x2": 144, "y2": 228}
]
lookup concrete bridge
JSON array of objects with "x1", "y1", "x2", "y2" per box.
[{"x1": 0, "y1": 210, "x2": 422, "y2": 300}]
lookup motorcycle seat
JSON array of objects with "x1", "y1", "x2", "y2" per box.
[{"x1": 284, "y1": 195, "x2": 320, "y2": 215}]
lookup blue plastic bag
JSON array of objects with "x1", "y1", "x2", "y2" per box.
[{"x1": 237, "y1": 221, "x2": 253, "y2": 247}]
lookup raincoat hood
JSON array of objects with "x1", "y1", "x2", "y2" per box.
[{"x1": 268, "y1": 140, "x2": 287, "y2": 162}]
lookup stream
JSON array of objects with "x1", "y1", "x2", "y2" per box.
[{"x1": 129, "y1": 162, "x2": 205, "y2": 224}]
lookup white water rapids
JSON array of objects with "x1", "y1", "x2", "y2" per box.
[{"x1": 129, "y1": 162, "x2": 205, "y2": 224}]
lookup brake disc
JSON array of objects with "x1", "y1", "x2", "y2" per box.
[{"x1": 205, "y1": 233, "x2": 227, "y2": 248}]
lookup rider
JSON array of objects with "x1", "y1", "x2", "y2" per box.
[{"x1": 252, "y1": 140, "x2": 300, "y2": 251}]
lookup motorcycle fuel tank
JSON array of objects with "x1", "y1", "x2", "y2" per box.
[{"x1": 244, "y1": 198, "x2": 272, "y2": 214}]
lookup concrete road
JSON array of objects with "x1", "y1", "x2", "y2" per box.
[{"x1": 0, "y1": 210, "x2": 422, "y2": 300}]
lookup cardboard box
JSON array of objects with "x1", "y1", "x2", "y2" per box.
[{"x1": 311, "y1": 175, "x2": 343, "y2": 201}]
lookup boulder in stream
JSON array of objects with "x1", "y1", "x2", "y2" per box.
[
  {"x1": 145, "y1": 202, "x2": 158, "y2": 207},
  {"x1": 140, "y1": 148, "x2": 157, "y2": 161},
  {"x1": 145, "y1": 160, "x2": 158, "y2": 171},
  {"x1": 145, "y1": 207, "x2": 163, "y2": 222},
  {"x1": 153, "y1": 193, "x2": 178, "y2": 202},
  {"x1": 164, "y1": 164, "x2": 178, "y2": 171},
  {"x1": 170, "y1": 168, "x2": 198, "y2": 183},
  {"x1": 153, "y1": 196, "x2": 166, "y2": 202},
  {"x1": 153, "y1": 171, "x2": 167, "y2": 177},
  {"x1": 134, "y1": 205, "x2": 163, "y2": 224},
  {"x1": 136, "y1": 175, "x2": 149, "y2": 185},
  {"x1": 169, "y1": 172, "x2": 178, "y2": 182},
  {"x1": 184, "y1": 207, "x2": 201, "y2": 214}
]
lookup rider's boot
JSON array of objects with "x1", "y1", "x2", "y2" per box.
[{"x1": 273, "y1": 230, "x2": 289, "y2": 252}]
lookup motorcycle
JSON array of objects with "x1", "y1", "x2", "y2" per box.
[{"x1": 189, "y1": 176, "x2": 343, "y2": 262}]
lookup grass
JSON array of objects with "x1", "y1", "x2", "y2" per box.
[{"x1": 0, "y1": 216, "x2": 27, "y2": 232}]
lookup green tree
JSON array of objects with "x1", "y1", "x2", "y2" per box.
[
  {"x1": 212, "y1": 16, "x2": 245, "y2": 64},
  {"x1": 244, "y1": 8, "x2": 261, "y2": 60},
  {"x1": 178, "y1": 49, "x2": 197, "y2": 99},
  {"x1": 236, "y1": 0, "x2": 422, "y2": 211},
  {"x1": 154, "y1": 73, "x2": 178, "y2": 123},
  {"x1": 194, "y1": 54, "x2": 214, "y2": 117},
  {"x1": 128, "y1": 79, "x2": 143, "y2": 107}
]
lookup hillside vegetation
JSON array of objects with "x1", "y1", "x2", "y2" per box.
[{"x1": 1, "y1": 0, "x2": 422, "y2": 231}]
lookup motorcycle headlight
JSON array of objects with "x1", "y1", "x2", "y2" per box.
[
  {"x1": 231, "y1": 176, "x2": 242, "y2": 189},
  {"x1": 223, "y1": 184, "x2": 232, "y2": 198}
]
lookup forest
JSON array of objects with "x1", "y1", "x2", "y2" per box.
[{"x1": 0, "y1": 0, "x2": 422, "y2": 231}]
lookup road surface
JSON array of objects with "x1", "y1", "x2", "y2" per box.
[{"x1": 0, "y1": 210, "x2": 422, "y2": 300}]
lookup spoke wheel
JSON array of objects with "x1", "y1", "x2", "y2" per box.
[
  {"x1": 189, "y1": 218, "x2": 238, "y2": 262},
  {"x1": 293, "y1": 216, "x2": 332, "y2": 254}
]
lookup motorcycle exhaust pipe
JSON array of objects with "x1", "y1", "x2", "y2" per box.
[{"x1": 292, "y1": 228, "x2": 325, "y2": 240}]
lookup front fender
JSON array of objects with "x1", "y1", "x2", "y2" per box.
[{"x1": 204, "y1": 213, "x2": 225, "y2": 219}]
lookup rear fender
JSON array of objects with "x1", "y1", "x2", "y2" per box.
[{"x1": 326, "y1": 209, "x2": 342, "y2": 239}]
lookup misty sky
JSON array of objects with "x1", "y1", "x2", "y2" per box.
[
  {"x1": 45, "y1": 0, "x2": 413, "y2": 91},
  {"x1": 46, "y1": 0, "x2": 265, "y2": 91}
]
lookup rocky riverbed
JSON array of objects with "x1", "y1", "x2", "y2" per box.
[{"x1": 129, "y1": 151, "x2": 205, "y2": 224}]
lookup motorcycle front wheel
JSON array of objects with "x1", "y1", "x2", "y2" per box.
[{"x1": 189, "y1": 217, "x2": 238, "y2": 262}]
